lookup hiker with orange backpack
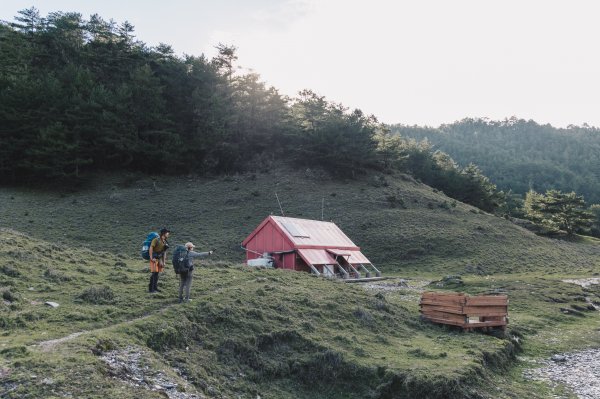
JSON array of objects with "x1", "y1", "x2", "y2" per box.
[{"x1": 148, "y1": 228, "x2": 170, "y2": 293}]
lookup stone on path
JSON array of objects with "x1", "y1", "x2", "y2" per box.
[
  {"x1": 44, "y1": 301, "x2": 59, "y2": 308},
  {"x1": 551, "y1": 354, "x2": 566, "y2": 362}
]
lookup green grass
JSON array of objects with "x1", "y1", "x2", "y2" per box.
[
  {"x1": 1, "y1": 168, "x2": 598, "y2": 275},
  {"x1": 1, "y1": 229, "x2": 520, "y2": 398},
  {"x1": 1, "y1": 168, "x2": 600, "y2": 398}
]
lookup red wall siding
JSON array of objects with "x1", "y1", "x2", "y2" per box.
[{"x1": 245, "y1": 221, "x2": 294, "y2": 269}]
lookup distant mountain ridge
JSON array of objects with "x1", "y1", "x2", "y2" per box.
[{"x1": 390, "y1": 118, "x2": 600, "y2": 204}]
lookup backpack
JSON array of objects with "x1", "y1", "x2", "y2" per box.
[
  {"x1": 172, "y1": 245, "x2": 191, "y2": 274},
  {"x1": 141, "y1": 232, "x2": 159, "y2": 260}
]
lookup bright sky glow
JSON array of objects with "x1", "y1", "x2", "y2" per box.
[{"x1": 2, "y1": 0, "x2": 600, "y2": 127}]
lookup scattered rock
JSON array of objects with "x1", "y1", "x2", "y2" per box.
[
  {"x1": 395, "y1": 279, "x2": 409, "y2": 287},
  {"x1": 101, "y1": 346, "x2": 204, "y2": 398},
  {"x1": 44, "y1": 301, "x2": 60, "y2": 308},
  {"x1": 434, "y1": 275, "x2": 464, "y2": 288},
  {"x1": 563, "y1": 278, "x2": 600, "y2": 288},
  {"x1": 525, "y1": 348, "x2": 600, "y2": 398},
  {"x1": 41, "y1": 377, "x2": 54, "y2": 385},
  {"x1": 464, "y1": 263, "x2": 487, "y2": 275},
  {"x1": 560, "y1": 307, "x2": 584, "y2": 317},
  {"x1": 362, "y1": 279, "x2": 431, "y2": 303}
]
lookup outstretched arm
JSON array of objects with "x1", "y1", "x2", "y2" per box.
[{"x1": 187, "y1": 250, "x2": 212, "y2": 259}]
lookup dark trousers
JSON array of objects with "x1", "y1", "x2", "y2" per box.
[{"x1": 149, "y1": 272, "x2": 160, "y2": 292}]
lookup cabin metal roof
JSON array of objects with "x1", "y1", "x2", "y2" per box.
[{"x1": 243, "y1": 216, "x2": 359, "y2": 249}]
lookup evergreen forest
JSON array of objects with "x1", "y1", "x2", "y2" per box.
[
  {"x1": 0, "y1": 9, "x2": 503, "y2": 213},
  {"x1": 1, "y1": 8, "x2": 598, "y2": 235},
  {"x1": 391, "y1": 118, "x2": 600, "y2": 204}
]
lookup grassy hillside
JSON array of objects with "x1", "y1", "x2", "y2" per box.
[
  {"x1": 2, "y1": 169, "x2": 600, "y2": 398},
  {"x1": 3, "y1": 228, "x2": 600, "y2": 399},
  {"x1": 0, "y1": 229, "x2": 521, "y2": 399},
  {"x1": 1, "y1": 167, "x2": 599, "y2": 275}
]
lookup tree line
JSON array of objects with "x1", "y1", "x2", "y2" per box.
[
  {"x1": 0, "y1": 8, "x2": 517, "y2": 216},
  {"x1": 390, "y1": 118, "x2": 600, "y2": 204},
  {"x1": 391, "y1": 118, "x2": 600, "y2": 237}
]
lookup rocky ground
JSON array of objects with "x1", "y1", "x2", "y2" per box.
[
  {"x1": 524, "y1": 348, "x2": 600, "y2": 399},
  {"x1": 362, "y1": 278, "x2": 430, "y2": 302},
  {"x1": 524, "y1": 278, "x2": 600, "y2": 399},
  {"x1": 562, "y1": 278, "x2": 600, "y2": 289},
  {"x1": 101, "y1": 346, "x2": 205, "y2": 399}
]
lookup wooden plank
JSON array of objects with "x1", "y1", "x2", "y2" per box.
[
  {"x1": 465, "y1": 301, "x2": 508, "y2": 307},
  {"x1": 420, "y1": 299, "x2": 466, "y2": 307},
  {"x1": 465, "y1": 312, "x2": 507, "y2": 317},
  {"x1": 420, "y1": 297, "x2": 466, "y2": 305},
  {"x1": 421, "y1": 310, "x2": 467, "y2": 323},
  {"x1": 420, "y1": 304, "x2": 465, "y2": 315},
  {"x1": 466, "y1": 296, "x2": 508, "y2": 306},
  {"x1": 421, "y1": 292, "x2": 466, "y2": 302},
  {"x1": 462, "y1": 306, "x2": 508, "y2": 316},
  {"x1": 422, "y1": 317, "x2": 467, "y2": 327},
  {"x1": 480, "y1": 316, "x2": 505, "y2": 322},
  {"x1": 465, "y1": 320, "x2": 507, "y2": 327}
]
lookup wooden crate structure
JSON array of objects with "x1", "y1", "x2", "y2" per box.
[{"x1": 420, "y1": 292, "x2": 508, "y2": 331}]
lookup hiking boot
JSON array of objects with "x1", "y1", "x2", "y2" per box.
[
  {"x1": 185, "y1": 298, "x2": 192, "y2": 302},
  {"x1": 178, "y1": 298, "x2": 183, "y2": 304},
  {"x1": 155, "y1": 288, "x2": 162, "y2": 293}
]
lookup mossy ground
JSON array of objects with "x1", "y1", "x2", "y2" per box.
[{"x1": 1, "y1": 169, "x2": 600, "y2": 398}]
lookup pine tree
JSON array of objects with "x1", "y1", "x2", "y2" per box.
[{"x1": 536, "y1": 190, "x2": 594, "y2": 235}]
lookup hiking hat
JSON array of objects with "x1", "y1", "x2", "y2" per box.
[{"x1": 185, "y1": 242, "x2": 195, "y2": 249}]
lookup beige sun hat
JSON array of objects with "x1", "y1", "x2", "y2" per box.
[{"x1": 185, "y1": 242, "x2": 195, "y2": 250}]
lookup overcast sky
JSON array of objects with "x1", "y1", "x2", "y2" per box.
[{"x1": 2, "y1": 0, "x2": 600, "y2": 127}]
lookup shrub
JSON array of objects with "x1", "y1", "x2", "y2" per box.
[
  {"x1": 0, "y1": 264, "x2": 20, "y2": 277},
  {"x1": 403, "y1": 248, "x2": 425, "y2": 260},
  {"x1": 1, "y1": 289, "x2": 19, "y2": 303},
  {"x1": 44, "y1": 268, "x2": 71, "y2": 282},
  {"x1": 76, "y1": 286, "x2": 115, "y2": 304},
  {"x1": 353, "y1": 307, "x2": 374, "y2": 326}
]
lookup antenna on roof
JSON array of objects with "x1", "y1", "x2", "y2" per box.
[
  {"x1": 275, "y1": 193, "x2": 285, "y2": 216},
  {"x1": 321, "y1": 197, "x2": 324, "y2": 220}
]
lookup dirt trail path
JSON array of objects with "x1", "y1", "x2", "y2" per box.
[
  {"x1": 32, "y1": 303, "x2": 177, "y2": 352},
  {"x1": 31, "y1": 280, "x2": 240, "y2": 352}
]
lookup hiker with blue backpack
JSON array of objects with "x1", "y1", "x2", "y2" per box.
[
  {"x1": 172, "y1": 242, "x2": 213, "y2": 303},
  {"x1": 142, "y1": 228, "x2": 170, "y2": 293}
]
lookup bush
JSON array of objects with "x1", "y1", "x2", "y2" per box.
[
  {"x1": 0, "y1": 264, "x2": 20, "y2": 277},
  {"x1": 1, "y1": 289, "x2": 19, "y2": 303},
  {"x1": 386, "y1": 195, "x2": 406, "y2": 209},
  {"x1": 44, "y1": 268, "x2": 71, "y2": 282},
  {"x1": 403, "y1": 248, "x2": 425, "y2": 260},
  {"x1": 76, "y1": 286, "x2": 115, "y2": 304}
]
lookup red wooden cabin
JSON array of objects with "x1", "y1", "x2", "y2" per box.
[{"x1": 242, "y1": 216, "x2": 381, "y2": 280}]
